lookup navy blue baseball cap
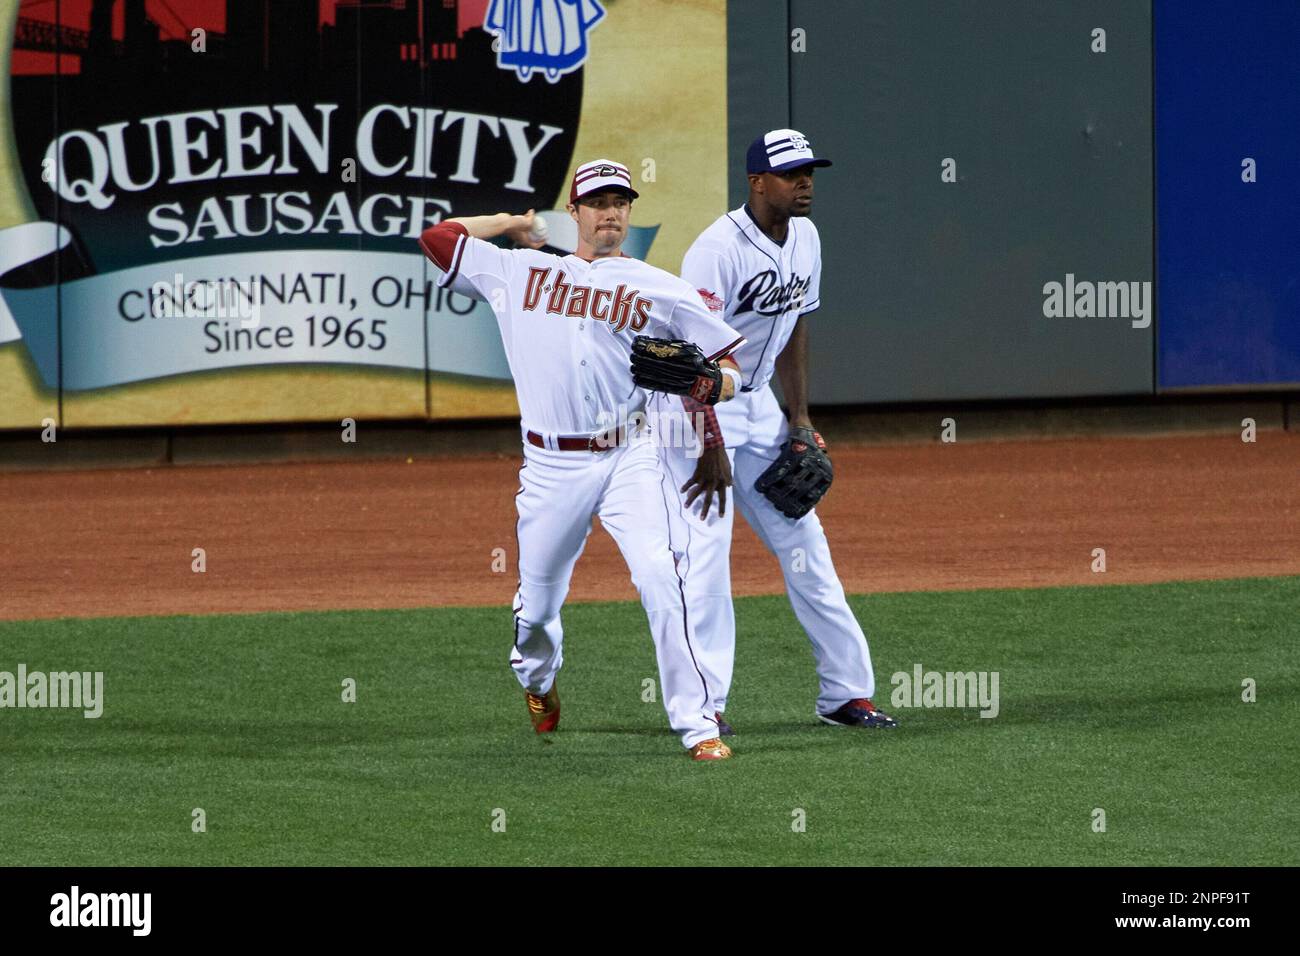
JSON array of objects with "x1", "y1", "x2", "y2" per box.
[{"x1": 746, "y1": 128, "x2": 833, "y2": 174}]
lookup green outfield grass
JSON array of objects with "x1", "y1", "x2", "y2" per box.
[{"x1": 1, "y1": 577, "x2": 1297, "y2": 866}]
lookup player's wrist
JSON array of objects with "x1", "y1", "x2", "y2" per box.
[
  {"x1": 496, "y1": 213, "x2": 525, "y2": 237},
  {"x1": 720, "y1": 367, "x2": 740, "y2": 401}
]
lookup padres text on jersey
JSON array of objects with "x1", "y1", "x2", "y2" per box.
[{"x1": 682, "y1": 204, "x2": 821, "y2": 393}]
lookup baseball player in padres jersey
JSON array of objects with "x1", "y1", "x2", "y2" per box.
[
  {"x1": 653, "y1": 130, "x2": 898, "y2": 732},
  {"x1": 419, "y1": 160, "x2": 746, "y2": 760}
]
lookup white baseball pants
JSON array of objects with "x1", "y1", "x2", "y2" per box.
[
  {"x1": 509, "y1": 430, "x2": 721, "y2": 748},
  {"x1": 651, "y1": 387, "x2": 877, "y2": 716}
]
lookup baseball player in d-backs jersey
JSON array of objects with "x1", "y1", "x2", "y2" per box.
[
  {"x1": 419, "y1": 160, "x2": 747, "y2": 760},
  {"x1": 652, "y1": 130, "x2": 898, "y2": 734}
]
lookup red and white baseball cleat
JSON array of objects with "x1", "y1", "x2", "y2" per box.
[
  {"x1": 817, "y1": 698, "x2": 899, "y2": 728},
  {"x1": 525, "y1": 684, "x2": 561, "y2": 733}
]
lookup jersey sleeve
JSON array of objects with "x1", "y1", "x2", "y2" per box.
[
  {"x1": 418, "y1": 221, "x2": 514, "y2": 298},
  {"x1": 680, "y1": 237, "x2": 735, "y2": 320},
  {"x1": 801, "y1": 225, "x2": 822, "y2": 316},
  {"x1": 443, "y1": 271, "x2": 485, "y2": 301},
  {"x1": 666, "y1": 283, "x2": 745, "y2": 364}
]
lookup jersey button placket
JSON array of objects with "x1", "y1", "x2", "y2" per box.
[{"x1": 579, "y1": 321, "x2": 596, "y2": 427}]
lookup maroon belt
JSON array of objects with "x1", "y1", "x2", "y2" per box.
[{"x1": 526, "y1": 425, "x2": 629, "y2": 452}]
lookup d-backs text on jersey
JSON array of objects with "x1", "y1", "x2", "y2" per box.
[
  {"x1": 734, "y1": 270, "x2": 813, "y2": 316},
  {"x1": 523, "y1": 266, "x2": 653, "y2": 332}
]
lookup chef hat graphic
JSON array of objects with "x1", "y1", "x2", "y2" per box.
[{"x1": 485, "y1": 0, "x2": 607, "y2": 83}]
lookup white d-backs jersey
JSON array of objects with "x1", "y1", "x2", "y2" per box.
[
  {"x1": 420, "y1": 221, "x2": 745, "y2": 436},
  {"x1": 680, "y1": 204, "x2": 821, "y2": 393}
]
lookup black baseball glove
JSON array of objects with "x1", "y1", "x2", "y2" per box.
[
  {"x1": 754, "y1": 426, "x2": 833, "y2": 519},
  {"x1": 630, "y1": 335, "x2": 723, "y2": 405}
]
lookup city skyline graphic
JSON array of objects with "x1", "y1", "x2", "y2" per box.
[{"x1": 13, "y1": 1, "x2": 492, "y2": 76}]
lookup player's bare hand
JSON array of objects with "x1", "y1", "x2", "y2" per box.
[
  {"x1": 789, "y1": 419, "x2": 827, "y2": 452},
  {"x1": 681, "y1": 445, "x2": 732, "y2": 519},
  {"x1": 504, "y1": 210, "x2": 548, "y2": 249}
]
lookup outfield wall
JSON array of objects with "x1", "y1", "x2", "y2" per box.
[
  {"x1": 1152, "y1": 0, "x2": 1300, "y2": 391},
  {"x1": 1, "y1": 0, "x2": 1296, "y2": 437},
  {"x1": 730, "y1": 0, "x2": 1300, "y2": 405}
]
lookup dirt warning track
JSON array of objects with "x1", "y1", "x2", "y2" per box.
[{"x1": 2, "y1": 432, "x2": 1297, "y2": 622}]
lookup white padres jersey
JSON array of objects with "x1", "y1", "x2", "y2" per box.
[
  {"x1": 420, "y1": 222, "x2": 745, "y2": 435},
  {"x1": 680, "y1": 204, "x2": 821, "y2": 393}
]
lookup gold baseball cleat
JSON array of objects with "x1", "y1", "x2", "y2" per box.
[
  {"x1": 525, "y1": 684, "x2": 561, "y2": 733},
  {"x1": 689, "y1": 738, "x2": 732, "y2": 761}
]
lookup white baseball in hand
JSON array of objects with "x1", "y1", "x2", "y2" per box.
[{"x1": 526, "y1": 215, "x2": 549, "y2": 245}]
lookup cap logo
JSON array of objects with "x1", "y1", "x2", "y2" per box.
[
  {"x1": 570, "y1": 159, "x2": 639, "y2": 202},
  {"x1": 748, "y1": 128, "x2": 830, "y2": 174}
]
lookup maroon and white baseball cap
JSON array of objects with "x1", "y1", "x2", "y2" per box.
[{"x1": 569, "y1": 159, "x2": 640, "y2": 204}]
